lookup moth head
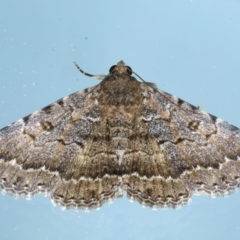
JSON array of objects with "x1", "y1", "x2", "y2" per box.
[{"x1": 109, "y1": 61, "x2": 132, "y2": 75}]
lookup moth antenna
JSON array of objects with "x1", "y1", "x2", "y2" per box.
[
  {"x1": 132, "y1": 70, "x2": 157, "y2": 89},
  {"x1": 74, "y1": 62, "x2": 106, "y2": 80}
]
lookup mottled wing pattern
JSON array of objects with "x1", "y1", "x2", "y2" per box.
[
  {"x1": 123, "y1": 84, "x2": 240, "y2": 208},
  {"x1": 0, "y1": 85, "x2": 118, "y2": 209},
  {"x1": 0, "y1": 61, "x2": 240, "y2": 210}
]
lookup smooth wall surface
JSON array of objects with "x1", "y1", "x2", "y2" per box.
[{"x1": 1, "y1": 1, "x2": 240, "y2": 240}]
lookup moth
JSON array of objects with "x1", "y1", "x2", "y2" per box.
[{"x1": 0, "y1": 61, "x2": 240, "y2": 210}]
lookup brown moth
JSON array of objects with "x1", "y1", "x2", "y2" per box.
[{"x1": 0, "y1": 61, "x2": 240, "y2": 210}]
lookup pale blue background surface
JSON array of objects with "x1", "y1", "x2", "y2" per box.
[{"x1": 1, "y1": 1, "x2": 240, "y2": 239}]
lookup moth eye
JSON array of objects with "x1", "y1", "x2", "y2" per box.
[
  {"x1": 126, "y1": 66, "x2": 132, "y2": 75},
  {"x1": 109, "y1": 65, "x2": 117, "y2": 73}
]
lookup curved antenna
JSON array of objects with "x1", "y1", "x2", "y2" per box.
[
  {"x1": 132, "y1": 70, "x2": 157, "y2": 89},
  {"x1": 74, "y1": 62, "x2": 106, "y2": 81}
]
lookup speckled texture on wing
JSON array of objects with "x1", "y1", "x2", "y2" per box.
[{"x1": 0, "y1": 61, "x2": 240, "y2": 210}]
